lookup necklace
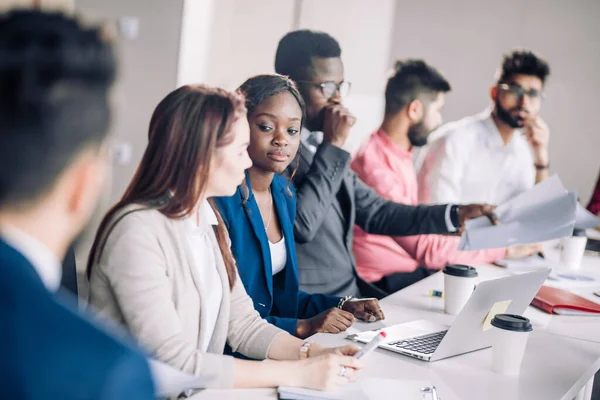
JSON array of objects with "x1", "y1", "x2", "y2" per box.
[{"x1": 262, "y1": 187, "x2": 273, "y2": 232}]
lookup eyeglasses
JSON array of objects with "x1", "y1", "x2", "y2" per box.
[
  {"x1": 498, "y1": 83, "x2": 545, "y2": 101},
  {"x1": 298, "y1": 80, "x2": 351, "y2": 100}
]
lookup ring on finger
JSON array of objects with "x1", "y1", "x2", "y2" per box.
[{"x1": 338, "y1": 365, "x2": 347, "y2": 377}]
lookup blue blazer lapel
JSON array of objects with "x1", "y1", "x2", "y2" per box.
[
  {"x1": 241, "y1": 176, "x2": 274, "y2": 297},
  {"x1": 271, "y1": 179, "x2": 300, "y2": 293}
]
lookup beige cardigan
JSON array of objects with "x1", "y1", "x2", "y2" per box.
[{"x1": 88, "y1": 205, "x2": 285, "y2": 388}]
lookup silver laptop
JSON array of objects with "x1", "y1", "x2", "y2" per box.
[{"x1": 348, "y1": 269, "x2": 550, "y2": 362}]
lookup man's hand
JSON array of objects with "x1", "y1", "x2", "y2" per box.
[
  {"x1": 341, "y1": 298, "x2": 385, "y2": 322},
  {"x1": 524, "y1": 117, "x2": 550, "y2": 165},
  {"x1": 505, "y1": 243, "x2": 544, "y2": 259},
  {"x1": 322, "y1": 103, "x2": 356, "y2": 148},
  {"x1": 458, "y1": 204, "x2": 499, "y2": 227},
  {"x1": 295, "y1": 308, "x2": 356, "y2": 339}
]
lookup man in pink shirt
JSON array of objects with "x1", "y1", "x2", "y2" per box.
[{"x1": 351, "y1": 60, "x2": 538, "y2": 294}]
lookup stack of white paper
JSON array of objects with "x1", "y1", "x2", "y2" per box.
[
  {"x1": 459, "y1": 175, "x2": 577, "y2": 251},
  {"x1": 149, "y1": 359, "x2": 215, "y2": 398}
]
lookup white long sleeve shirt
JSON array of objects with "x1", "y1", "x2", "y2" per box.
[{"x1": 418, "y1": 110, "x2": 536, "y2": 205}]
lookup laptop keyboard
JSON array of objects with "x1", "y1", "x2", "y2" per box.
[{"x1": 387, "y1": 330, "x2": 448, "y2": 355}]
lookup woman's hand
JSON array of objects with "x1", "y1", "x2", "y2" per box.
[
  {"x1": 309, "y1": 344, "x2": 360, "y2": 358},
  {"x1": 292, "y1": 353, "x2": 364, "y2": 391},
  {"x1": 505, "y1": 243, "x2": 543, "y2": 259}
]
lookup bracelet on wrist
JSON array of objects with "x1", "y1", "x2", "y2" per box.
[
  {"x1": 337, "y1": 295, "x2": 354, "y2": 309},
  {"x1": 299, "y1": 341, "x2": 313, "y2": 360}
]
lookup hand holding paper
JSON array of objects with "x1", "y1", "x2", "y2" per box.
[{"x1": 459, "y1": 175, "x2": 577, "y2": 251}]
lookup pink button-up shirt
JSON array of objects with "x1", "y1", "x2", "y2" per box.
[{"x1": 351, "y1": 129, "x2": 506, "y2": 283}]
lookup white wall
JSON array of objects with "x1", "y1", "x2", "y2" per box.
[
  {"x1": 191, "y1": 0, "x2": 396, "y2": 153},
  {"x1": 297, "y1": 0, "x2": 396, "y2": 153},
  {"x1": 74, "y1": 0, "x2": 184, "y2": 299},
  {"x1": 389, "y1": 0, "x2": 600, "y2": 203}
]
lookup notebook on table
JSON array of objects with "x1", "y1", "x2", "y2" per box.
[{"x1": 531, "y1": 285, "x2": 600, "y2": 315}]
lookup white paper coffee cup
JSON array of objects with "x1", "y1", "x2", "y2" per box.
[
  {"x1": 490, "y1": 314, "x2": 532, "y2": 375},
  {"x1": 443, "y1": 264, "x2": 477, "y2": 315},
  {"x1": 560, "y1": 236, "x2": 587, "y2": 270}
]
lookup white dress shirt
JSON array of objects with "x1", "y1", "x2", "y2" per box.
[
  {"x1": 302, "y1": 127, "x2": 458, "y2": 232},
  {"x1": 269, "y1": 237, "x2": 287, "y2": 275},
  {"x1": 418, "y1": 109, "x2": 535, "y2": 205},
  {"x1": 0, "y1": 224, "x2": 62, "y2": 292},
  {"x1": 184, "y1": 200, "x2": 223, "y2": 352}
]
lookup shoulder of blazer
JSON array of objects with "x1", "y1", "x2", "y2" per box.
[
  {"x1": 272, "y1": 174, "x2": 296, "y2": 214},
  {"x1": 213, "y1": 192, "x2": 243, "y2": 228}
]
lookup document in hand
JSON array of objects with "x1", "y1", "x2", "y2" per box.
[
  {"x1": 575, "y1": 202, "x2": 600, "y2": 230},
  {"x1": 459, "y1": 175, "x2": 577, "y2": 251},
  {"x1": 149, "y1": 359, "x2": 215, "y2": 398}
]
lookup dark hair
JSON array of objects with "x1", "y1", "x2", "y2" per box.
[
  {"x1": 275, "y1": 29, "x2": 341, "y2": 81},
  {"x1": 238, "y1": 74, "x2": 305, "y2": 201},
  {"x1": 498, "y1": 49, "x2": 550, "y2": 85},
  {"x1": 87, "y1": 85, "x2": 245, "y2": 290},
  {"x1": 0, "y1": 10, "x2": 116, "y2": 209},
  {"x1": 385, "y1": 60, "x2": 451, "y2": 116},
  {"x1": 239, "y1": 74, "x2": 306, "y2": 124}
]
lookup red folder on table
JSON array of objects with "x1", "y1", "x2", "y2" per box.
[{"x1": 531, "y1": 286, "x2": 600, "y2": 315}]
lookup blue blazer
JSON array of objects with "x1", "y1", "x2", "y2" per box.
[
  {"x1": 216, "y1": 173, "x2": 340, "y2": 335},
  {"x1": 0, "y1": 239, "x2": 154, "y2": 399}
]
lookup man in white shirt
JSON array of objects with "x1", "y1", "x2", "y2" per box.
[{"x1": 418, "y1": 50, "x2": 551, "y2": 205}]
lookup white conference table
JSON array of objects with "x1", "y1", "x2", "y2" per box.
[{"x1": 191, "y1": 239, "x2": 600, "y2": 400}]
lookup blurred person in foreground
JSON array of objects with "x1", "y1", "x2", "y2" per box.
[{"x1": 0, "y1": 10, "x2": 154, "y2": 399}]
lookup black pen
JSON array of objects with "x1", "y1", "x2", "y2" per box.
[{"x1": 537, "y1": 252, "x2": 545, "y2": 259}]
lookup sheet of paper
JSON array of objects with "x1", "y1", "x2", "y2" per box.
[
  {"x1": 459, "y1": 185, "x2": 577, "y2": 250},
  {"x1": 149, "y1": 358, "x2": 215, "y2": 398},
  {"x1": 465, "y1": 174, "x2": 568, "y2": 231},
  {"x1": 279, "y1": 378, "x2": 439, "y2": 400},
  {"x1": 482, "y1": 300, "x2": 512, "y2": 331},
  {"x1": 575, "y1": 202, "x2": 600, "y2": 230},
  {"x1": 278, "y1": 386, "x2": 343, "y2": 400}
]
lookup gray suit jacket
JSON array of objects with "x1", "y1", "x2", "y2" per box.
[{"x1": 286, "y1": 141, "x2": 450, "y2": 298}]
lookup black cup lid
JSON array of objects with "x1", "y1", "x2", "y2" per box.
[
  {"x1": 491, "y1": 314, "x2": 532, "y2": 332},
  {"x1": 442, "y1": 264, "x2": 478, "y2": 278}
]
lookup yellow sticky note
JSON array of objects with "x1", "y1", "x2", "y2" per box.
[{"x1": 482, "y1": 300, "x2": 513, "y2": 331}]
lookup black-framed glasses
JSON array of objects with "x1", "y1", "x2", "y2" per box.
[
  {"x1": 298, "y1": 80, "x2": 351, "y2": 100},
  {"x1": 498, "y1": 83, "x2": 545, "y2": 101}
]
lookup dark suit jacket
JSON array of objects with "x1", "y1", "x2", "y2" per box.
[
  {"x1": 216, "y1": 173, "x2": 340, "y2": 336},
  {"x1": 0, "y1": 239, "x2": 154, "y2": 399},
  {"x1": 286, "y1": 141, "x2": 450, "y2": 297}
]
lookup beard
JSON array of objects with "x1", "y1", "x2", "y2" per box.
[
  {"x1": 407, "y1": 119, "x2": 431, "y2": 147},
  {"x1": 495, "y1": 99, "x2": 526, "y2": 129}
]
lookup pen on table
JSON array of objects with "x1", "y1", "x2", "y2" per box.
[
  {"x1": 429, "y1": 289, "x2": 444, "y2": 298},
  {"x1": 355, "y1": 331, "x2": 387, "y2": 359}
]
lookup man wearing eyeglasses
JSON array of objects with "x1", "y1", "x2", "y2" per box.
[
  {"x1": 417, "y1": 50, "x2": 551, "y2": 205},
  {"x1": 274, "y1": 30, "x2": 500, "y2": 298}
]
